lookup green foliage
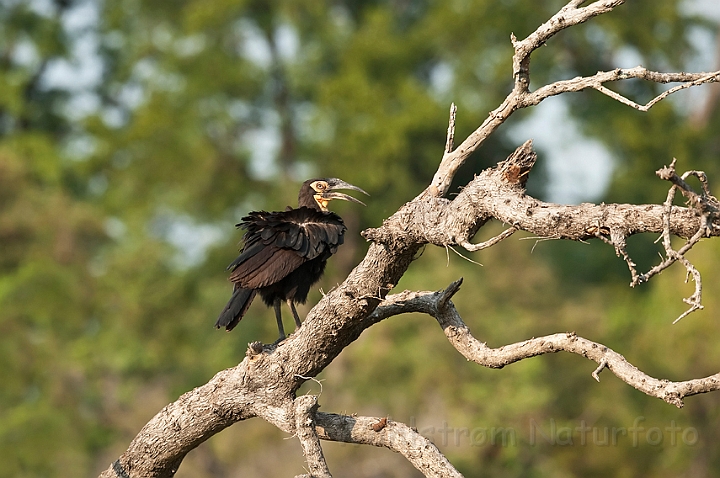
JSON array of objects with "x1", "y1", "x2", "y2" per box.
[{"x1": 1, "y1": 0, "x2": 719, "y2": 476}]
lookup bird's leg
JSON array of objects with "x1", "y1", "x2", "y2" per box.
[
  {"x1": 273, "y1": 298, "x2": 286, "y2": 341},
  {"x1": 288, "y1": 300, "x2": 302, "y2": 329}
]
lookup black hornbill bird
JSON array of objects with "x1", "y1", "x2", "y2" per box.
[{"x1": 216, "y1": 178, "x2": 368, "y2": 340}]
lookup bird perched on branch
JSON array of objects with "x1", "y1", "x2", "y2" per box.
[{"x1": 216, "y1": 178, "x2": 368, "y2": 341}]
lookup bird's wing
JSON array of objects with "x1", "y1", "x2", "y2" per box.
[
  {"x1": 230, "y1": 246, "x2": 305, "y2": 289},
  {"x1": 227, "y1": 207, "x2": 346, "y2": 289}
]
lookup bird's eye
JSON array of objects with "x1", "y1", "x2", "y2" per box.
[{"x1": 316, "y1": 182, "x2": 326, "y2": 191}]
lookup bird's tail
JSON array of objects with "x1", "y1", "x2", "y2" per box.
[{"x1": 215, "y1": 287, "x2": 256, "y2": 332}]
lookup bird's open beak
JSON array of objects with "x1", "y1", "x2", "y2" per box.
[{"x1": 323, "y1": 179, "x2": 369, "y2": 206}]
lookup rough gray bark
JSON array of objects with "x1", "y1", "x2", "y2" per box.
[
  {"x1": 99, "y1": 1, "x2": 720, "y2": 477},
  {"x1": 294, "y1": 396, "x2": 331, "y2": 478}
]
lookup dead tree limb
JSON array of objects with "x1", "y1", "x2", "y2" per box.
[
  {"x1": 369, "y1": 282, "x2": 720, "y2": 409},
  {"x1": 294, "y1": 395, "x2": 332, "y2": 478},
  {"x1": 427, "y1": 0, "x2": 720, "y2": 198},
  {"x1": 314, "y1": 413, "x2": 463, "y2": 478}
]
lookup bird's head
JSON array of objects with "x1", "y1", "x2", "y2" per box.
[{"x1": 300, "y1": 178, "x2": 369, "y2": 211}]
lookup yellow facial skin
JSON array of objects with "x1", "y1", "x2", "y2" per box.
[{"x1": 311, "y1": 180, "x2": 330, "y2": 211}]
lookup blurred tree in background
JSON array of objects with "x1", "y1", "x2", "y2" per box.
[{"x1": 1, "y1": 0, "x2": 719, "y2": 476}]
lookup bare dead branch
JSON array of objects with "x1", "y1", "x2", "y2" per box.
[
  {"x1": 626, "y1": 159, "x2": 720, "y2": 320},
  {"x1": 527, "y1": 68, "x2": 720, "y2": 109},
  {"x1": 426, "y1": 0, "x2": 720, "y2": 199},
  {"x1": 374, "y1": 142, "x2": 720, "y2": 254},
  {"x1": 371, "y1": 142, "x2": 720, "y2": 319},
  {"x1": 657, "y1": 159, "x2": 720, "y2": 218},
  {"x1": 606, "y1": 229, "x2": 640, "y2": 285},
  {"x1": 594, "y1": 71, "x2": 720, "y2": 111},
  {"x1": 438, "y1": 311, "x2": 720, "y2": 409},
  {"x1": 295, "y1": 395, "x2": 332, "y2": 478},
  {"x1": 369, "y1": 285, "x2": 720, "y2": 408},
  {"x1": 314, "y1": 412, "x2": 463, "y2": 478},
  {"x1": 98, "y1": 362, "x2": 257, "y2": 478},
  {"x1": 512, "y1": 0, "x2": 626, "y2": 92},
  {"x1": 427, "y1": 67, "x2": 720, "y2": 200}
]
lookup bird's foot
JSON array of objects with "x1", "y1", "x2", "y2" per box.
[{"x1": 246, "y1": 341, "x2": 265, "y2": 357}]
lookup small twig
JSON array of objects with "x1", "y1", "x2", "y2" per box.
[
  {"x1": 447, "y1": 245, "x2": 484, "y2": 266},
  {"x1": 437, "y1": 278, "x2": 463, "y2": 312},
  {"x1": 518, "y1": 235, "x2": 560, "y2": 241},
  {"x1": 295, "y1": 374, "x2": 325, "y2": 396},
  {"x1": 673, "y1": 252, "x2": 704, "y2": 324},
  {"x1": 520, "y1": 236, "x2": 560, "y2": 254},
  {"x1": 528, "y1": 68, "x2": 720, "y2": 109},
  {"x1": 592, "y1": 359, "x2": 608, "y2": 382},
  {"x1": 445, "y1": 103, "x2": 457, "y2": 154},
  {"x1": 458, "y1": 226, "x2": 518, "y2": 252},
  {"x1": 602, "y1": 229, "x2": 641, "y2": 286},
  {"x1": 594, "y1": 72, "x2": 720, "y2": 112}
]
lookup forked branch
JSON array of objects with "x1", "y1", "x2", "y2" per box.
[
  {"x1": 371, "y1": 283, "x2": 720, "y2": 409},
  {"x1": 427, "y1": 0, "x2": 720, "y2": 198}
]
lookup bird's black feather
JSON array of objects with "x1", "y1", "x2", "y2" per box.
[{"x1": 215, "y1": 286, "x2": 257, "y2": 331}]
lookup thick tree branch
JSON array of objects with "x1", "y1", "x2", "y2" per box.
[
  {"x1": 370, "y1": 282, "x2": 720, "y2": 409},
  {"x1": 368, "y1": 141, "x2": 720, "y2": 318},
  {"x1": 98, "y1": 363, "x2": 256, "y2": 478}
]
